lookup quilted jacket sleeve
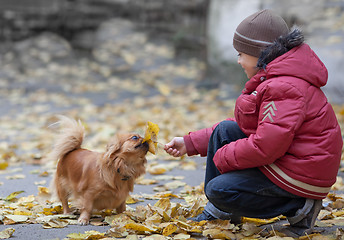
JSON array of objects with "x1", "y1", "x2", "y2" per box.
[
  {"x1": 213, "y1": 81, "x2": 306, "y2": 173},
  {"x1": 183, "y1": 118, "x2": 235, "y2": 156}
]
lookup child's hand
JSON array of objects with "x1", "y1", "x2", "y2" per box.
[{"x1": 164, "y1": 137, "x2": 186, "y2": 157}]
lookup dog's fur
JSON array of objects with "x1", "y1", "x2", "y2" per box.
[{"x1": 47, "y1": 116, "x2": 148, "y2": 225}]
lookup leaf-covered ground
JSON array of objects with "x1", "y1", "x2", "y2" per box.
[{"x1": 0, "y1": 21, "x2": 343, "y2": 239}]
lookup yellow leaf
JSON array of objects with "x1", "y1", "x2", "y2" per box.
[
  {"x1": 147, "y1": 140, "x2": 158, "y2": 155},
  {"x1": 162, "y1": 223, "x2": 177, "y2": 236},
  {"x1": 43, "y1": 219, "x2": 69, "y2": 229},
  {"x1": 5, "y1": 191, "x2": 24, "y2": 201},
  {"x1": 298, "y1": 233, "x2": 322, "y2": 240},
  {"x1": 142, "y1": 122, "x2": 159, "y2": 154},
  {"x1": 154, "y1": 198, "x2": 171, "y2": 211},
  {"x1": 125, "y1": 222, "x2": 157, "y2": 233},
  {"x1": 126, "y1": 196, "x2": 142, "y2": 204},
  {"x1": 202, "y1": 229, "x2": 234, "y2": 239},
  {"x1": 66, "y1": 233, "x2": 86, "y2": 239},
  {"x1": 66, "y1": 231, "x2": 105, "y2": 239},
  {"x1": 39, "y1": 171, "x2": 49, "y2": 177},
  {"x1": 333, "y1": 209, "x2": 344, "y2": 217},
  {"x1": 0, "y1": 161, "x2": 8, "y2": 170},
  {"x1": 42, "y1": 205, "x2": 63, "y2": 215},
  {"x1": 38, "y1": 186, "x2": 50, "y2": 194},
  {"x1": 242, "y1": 216, "x2": 284, "y2": 226},
  {"x1": 105, "y1": 214, "x2": 134, "y2": 227},
  {"x1": 148, "y1": 165, "x2": 167, "y2": 175},
  {"x1": 0, "y1": 228, "x2": 15, "y2": 239},
  {"x1": 136, "y1": 178, "x2": 158, "y2": 185},
  {"x1": 13, "y1": 210, "x2": 32, "y2": 216},
  {"x1": 143, "y1": 122, "x2": 159, "y2": 142}
]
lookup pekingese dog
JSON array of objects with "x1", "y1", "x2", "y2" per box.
[{"x1": 47, "y1": 116, "x2": 148, "y2": 225}]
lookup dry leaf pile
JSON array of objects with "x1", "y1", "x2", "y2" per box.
[{"x1": 2, "y1": 184, "x2": 344, "y2": 239}]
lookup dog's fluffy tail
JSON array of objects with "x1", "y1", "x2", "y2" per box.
[{"x1": 46, "y1": 115, "x2": 85, "y2": 164}]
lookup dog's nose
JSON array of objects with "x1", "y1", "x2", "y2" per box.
[{"x1": 142, "y1": 141, "x2": 149, "y2": 150}]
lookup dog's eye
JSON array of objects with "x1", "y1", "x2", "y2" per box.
[{"x1": 131, "y1": 136, "x2": 139, "y2": 140}]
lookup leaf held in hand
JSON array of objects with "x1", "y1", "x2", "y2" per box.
[{"x1": 142, "y1": 122, "x2": 159, "y2": 154}]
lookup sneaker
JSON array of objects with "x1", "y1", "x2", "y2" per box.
[
  {"x1": 283, "y1": 199, "x2": 322, "y2": 236},
  {"x1": 188, "y1": 210, "x2": 242, "y2": 224},
  {"x1": 188, "y1": 210, "x2": 217, "y2": 222}
]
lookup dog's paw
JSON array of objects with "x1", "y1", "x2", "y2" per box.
[
  {"x1": 63, "y1": 210, "x2": 73, "y2": 215},
  {"x1": 77, "y1": 216, "x2": 90, "y2": 225}
]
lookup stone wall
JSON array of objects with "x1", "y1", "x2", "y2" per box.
[
  {"x1": 0, "y1": 0, "x2": 208, "y2": 56},
  {"x1": 0, "y1": 0, "x2": 343, "y2": 102}
]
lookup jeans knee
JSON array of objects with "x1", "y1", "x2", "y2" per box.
[
  {"x1": 205, "y1": 178, "x2": 222, "y2": 200},
  {"x1": 212, "y1": 120, "x2": 246, "y2": 143},
  {"x1": 215, "y1": 120, "x2": 237, "y2": 133}
]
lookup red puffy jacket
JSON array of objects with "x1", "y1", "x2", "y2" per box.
[{"x1": 184, "y1": 44, "x2": 343, "y2": 199}]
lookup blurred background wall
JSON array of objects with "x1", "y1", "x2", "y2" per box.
[{"x1": 0, "y1": 0, "x2": 343, "y2": 103}]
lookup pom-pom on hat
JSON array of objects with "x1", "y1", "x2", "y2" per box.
[{"x1": 233, "y1": 9, "x2": 289, "y2": 57}]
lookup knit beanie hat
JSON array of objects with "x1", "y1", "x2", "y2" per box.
[{"x1": 233, "y1": 9, "x2": 289, "y2": 57}]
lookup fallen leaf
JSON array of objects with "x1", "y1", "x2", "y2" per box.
[
  {"x1": 39, "y1": 171, "x2": 49, "y2": 177},
  {"x1": 43, "y1": 218, "x2": 69, "y2": 228},
  {"x1": 66, "y1": 230, "x2": 105, "y2": 239},
  {"x1": 4, "y1": 215, "x2": 29, "y2": 224},
  {"x1": 148, "y1": 165, "x2": 167, "y2": 175},
  {"x1": 34, "y1": 180, "x2": 47, "y2": 185},
  {"x1": 5, "y1": 191, "x2": 25, "y2": 201},
  {"x1": 136, "y1": 178, "x2": 158, "y2": 185},
  {"x1": 0, "y1": 162, "x2": 9, "y2": 170},
  {"x1": 126, "y1": 196, "x2": 143, "y2": 204},
  {"x1": 173, "y1": 233, "x2": 190, "y2": 240},
  {"x1": 5, "y1": 174, "x2": 25, "y2": 180},
  {"x1": 141, "y1": 234, "x2": 167, "y2": 240},
  {"x1": 164, "y1": 180, "x2": 186, "y2": 190},
  {"x1": 161, "y1": 223, "x2": 177, "y2": 236},
  {"x1": 125, "y1": 222, "x2": 158, "y2": 233},
  {"x1": 202, "y1": 229, "x2": 235, "y2": 239},
  {"x1": 0, "y1": 228, "x2": 15, "y2": 239},
  {"x1": 242, "y1": 216, "x2": 284, "y2": 226}
]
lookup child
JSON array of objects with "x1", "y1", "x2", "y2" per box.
[{"x1": 164, "y1": 9, "x2": 343, "y2": 237}]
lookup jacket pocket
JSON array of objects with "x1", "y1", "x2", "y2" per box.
[
  {"x1": 238, "y1": 101, "x2": 257, "y2": 114},
  {"x1": 235, "y1": 94, "x2": 258, "y2": 132}
]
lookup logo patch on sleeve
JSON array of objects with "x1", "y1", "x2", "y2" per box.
[{"x1": 262, "y1": 101, "x2": 277, "y2": 122}]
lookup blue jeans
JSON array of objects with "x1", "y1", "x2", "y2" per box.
[{"x1": 204, "y1": 120, "x2": 306, "y2": 219}]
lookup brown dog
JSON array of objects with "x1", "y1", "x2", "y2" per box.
[{"x1": 47, "y1": 116, "x2": 148, "y2": 225}]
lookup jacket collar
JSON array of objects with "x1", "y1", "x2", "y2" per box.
[{"x1": 242, "y1": 70, "x2": 267, "y2": 94}]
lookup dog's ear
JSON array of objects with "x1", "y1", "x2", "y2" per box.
[{"x1": 104, "y1": 137, "x2": 121, "y2": 161}]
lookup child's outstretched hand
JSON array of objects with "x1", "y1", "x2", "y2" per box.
[{"x1": 164, "y1": 137, "x2": 187, "y2": 157}]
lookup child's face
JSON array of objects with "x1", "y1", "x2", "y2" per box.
[{"x1": 237, "y1": 52, "x2": 259, "y2": 79}]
